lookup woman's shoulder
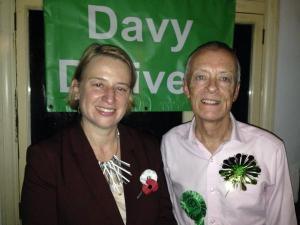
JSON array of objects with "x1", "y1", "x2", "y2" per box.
[
  {"x1": 26, "y1": 123, "x2": 79, "y2": 159},
  {"x1": 118, "y1": 124, "x2": 162, "y2": 161},
  {"x1": 118, "y1": 123, "x2": 159, "y2": 144}
]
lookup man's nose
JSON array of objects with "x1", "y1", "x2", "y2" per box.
[{"x1": 207, "y1": 77, "x2": 218, "y2": 92}]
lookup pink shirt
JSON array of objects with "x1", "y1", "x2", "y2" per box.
[{"x1": 161, "y1": 115, "x2": 297, "y2": 225}]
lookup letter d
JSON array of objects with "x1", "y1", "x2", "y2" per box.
[{"x1": 88, "y1": 5, "x2": 117, "y2": 39}]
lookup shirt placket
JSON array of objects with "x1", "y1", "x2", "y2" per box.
[{"x1": 206, "y1": 151, "x2": 223, "y2": 225}]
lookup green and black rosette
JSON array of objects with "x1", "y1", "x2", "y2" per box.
[
  {"x1": 219, "y1": 153, "x2": 261, "y2": 191},
  {"x1": 180, "y1": 190, "x2": 206, "y2": 225}
]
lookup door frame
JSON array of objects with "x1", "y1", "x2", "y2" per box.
[
  {"x1": 0, "y1": 1, "x2": 19, "y2": 225},
  {"x1": 0, "y1": 0, "x2": 279, "y2": 224}
]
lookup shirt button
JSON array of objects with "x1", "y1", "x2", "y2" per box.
[
  {"x1": 210, "y1": 187, "x2": 215, "y2": 192},
  {"x1": 209, "y1": 158, "x2": 214, "y2": 162},
  {"x1": 209, "y1": 218, "x2": 215, "y2": 224}
]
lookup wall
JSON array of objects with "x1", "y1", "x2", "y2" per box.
[{"x1": 275, "y1": 0, "x2": 300, "y2": 202}]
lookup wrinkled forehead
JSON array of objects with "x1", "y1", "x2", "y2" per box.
[
  {"x1": 186, "y1": 48, "x2": 237, "y2": 80},
  {"x1": 192, "y1": 48, "x2": 235, "y2": 66}
]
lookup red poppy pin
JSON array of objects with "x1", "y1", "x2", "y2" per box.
[{"x1": 137, "y1": 169, "x2": 158, "y2": 199}]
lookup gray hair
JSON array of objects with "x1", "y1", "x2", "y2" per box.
[{"x1": 185, "y1": 41, "x2": 241, "y2": 85}]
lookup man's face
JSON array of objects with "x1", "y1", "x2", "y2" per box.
[{"x1": 184, "y1": 48, "x2": 240, "y2": 124}]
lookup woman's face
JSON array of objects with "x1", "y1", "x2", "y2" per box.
[{"x1": 74, "y1": 55, "x2": 131, "y2": 131}]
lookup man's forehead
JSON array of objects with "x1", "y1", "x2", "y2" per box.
[
  {"x1": 192, "y1": 48, "x2": 234, "y2": 60},
  {"x1": 190, "y1": 50, "x2": 235, "y2": 68}
]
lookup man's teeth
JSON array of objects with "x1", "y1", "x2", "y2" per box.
[
  {"x1": 201, "y1": 99, "x2": 220, "y2": 105},
  {"x1": 99, "y1": 107, "x2": 114, "y2": 112}
]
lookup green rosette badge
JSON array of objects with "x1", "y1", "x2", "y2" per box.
[
  {"x1": 180, "y1": 190, "x2": 206, "y2": 225},
  {"x1": 219, "y1": 153, "x2": 261, "y2": 191}
]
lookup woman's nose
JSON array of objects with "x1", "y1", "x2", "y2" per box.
[{"x1": 102, "y1": 87, "x2": 115, "y2": 103}]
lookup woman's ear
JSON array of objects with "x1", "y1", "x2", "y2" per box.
[{"x1": 71, "y1": 79, "x2": 80, "y2": 100}]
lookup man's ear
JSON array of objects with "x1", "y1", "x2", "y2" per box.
[
  {"x1": 183, "y1": 78, "x2": 191, "y2": 99},
  {"x1": 233, "y1": 83, "x2": 240, "y2": 102}
]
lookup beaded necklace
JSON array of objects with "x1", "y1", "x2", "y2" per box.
[{"x1": 98, "y1": 131, "x2": 131, "y2": 193}]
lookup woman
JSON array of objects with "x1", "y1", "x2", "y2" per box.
[{"x1": 21, "y1": 43, "x2": 177, "y2": 225}]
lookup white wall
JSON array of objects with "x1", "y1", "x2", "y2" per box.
[{"x1": 275, "y1": 0, "x2": 300, "y2": 202}]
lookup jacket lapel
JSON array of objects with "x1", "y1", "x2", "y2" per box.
[
  {"x1": 119, "y1": 125, "x2": 146, "y2": 225},
  {"x1": 68, "y1": 124, "x2": 125, "y2": 225}
]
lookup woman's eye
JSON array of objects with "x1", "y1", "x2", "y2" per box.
[
  {"x1": 195, "y1": 74, "x2": 206, "y2": 81},
  {"x1": 115, "y1": 86, "x2": 129, "y2": 93},
  {"x1": 93, "y1": 82, "x2": 104, "y2": 88}
]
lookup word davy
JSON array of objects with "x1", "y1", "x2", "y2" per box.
[
  {"x1": 88, "y1": 5, "x2": 193, "y2": 52},
  {"x1": 59, "y1": 60, "x2": 184, "y2": 94}
]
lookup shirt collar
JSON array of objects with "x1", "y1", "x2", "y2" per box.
[
  {"x1": 229, "y1": 113, "x2": 243, "y2": 143},
  {"x1": 187, "y1": 117, "x2": 197, "y2": 142},
  {"x1": 187, "y1": 113, "x2": 243, "y2": 143}
]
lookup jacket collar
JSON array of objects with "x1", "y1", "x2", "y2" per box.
[
  {"x1": 68, "y1": 123, "x2": 144, "y2": 225},
  {"x1": 69, "y1": 123, "x2": 125, "y2": 225},
  {"x1": 118, "y1": 124, "x2": 144, "y2": 224}
]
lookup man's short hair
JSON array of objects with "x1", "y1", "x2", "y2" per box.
[{"x1": 185, "y1": 41, "x2": 241, "y2": 84}]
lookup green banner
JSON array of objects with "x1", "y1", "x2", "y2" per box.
[{"x1": 44, "y1": 0, "x2": 235, "y2": 112}]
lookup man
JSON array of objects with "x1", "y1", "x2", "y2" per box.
[{"x1": 161, "y1": 41, "x2": 297, "y2": 225}]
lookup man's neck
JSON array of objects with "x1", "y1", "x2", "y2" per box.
[{"x1": 194, "y1": 116, "x2": 232, "y2": 154}]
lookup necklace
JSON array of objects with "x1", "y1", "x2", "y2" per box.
[{"x1": 98, "y1": 131, "x2": 131, "y2": 193}]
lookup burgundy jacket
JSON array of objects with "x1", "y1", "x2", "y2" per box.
[{"x1": 21, "y1": 123, "x2": 177, "y2": 225}]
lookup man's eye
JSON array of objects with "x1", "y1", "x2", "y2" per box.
[{"x1": 219, "y1": 76, "x2": 232, "y2": 83}]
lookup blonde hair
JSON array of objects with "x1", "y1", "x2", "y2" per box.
[{"x1": 68, "y1": 43, "x2": 136, "y2": 111}]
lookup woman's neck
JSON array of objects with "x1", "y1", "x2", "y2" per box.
[{"x1": 81, "y1": 121, "x2": 120, "y2": 161}]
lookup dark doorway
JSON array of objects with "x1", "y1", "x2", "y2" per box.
[
  {"x1": 232, "y1": 24, "x2": 252, "y2": 123},
  {"x1": 29, "y1": 10, "x2": 251, "y2": 144}
]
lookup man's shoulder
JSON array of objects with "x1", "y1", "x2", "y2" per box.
[
  {"x1": 237, "y1": 121, "x2": 283, "y2": 146},
  {"x1": 163, "y1": 121, "x2": 192, "y2": 141}
]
